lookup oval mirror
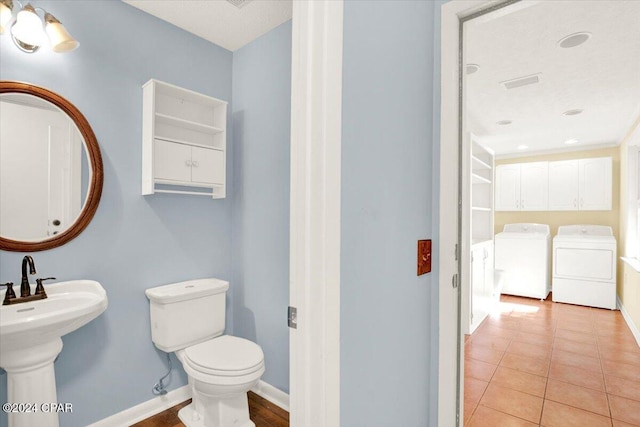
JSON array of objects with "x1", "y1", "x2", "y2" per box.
[{"x1": 0, "y1": 81, "x2": 103, "y2": 251}]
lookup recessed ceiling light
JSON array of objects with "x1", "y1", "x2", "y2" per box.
[
  {"x1": 558, "y1": 32, "x2": 591, "y2": 49},
  {"x1": 563, "y1": 109, "x2": 584, "y2": 116},
  {"x1": 565, "y1": 139, "x2": 578, "y2": 145},
  {"x1": 517, "y1": 145, "x2": 528, "y2": 150},
  {"x1": 496, "y1": 120, "x2": 512, "y2": 125},
  {"x1": 466, "y1": 64, "x2": 480, "y2": 75}
]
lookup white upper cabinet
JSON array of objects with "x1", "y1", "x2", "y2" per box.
[
  {"x1": 142, "y1": 79, "x2": 227, "y2": 198},
  {"x1": 579, "y1": 157, "x2": 612, "y2": 210},
  {"x1": 495, "y1": 162, "x2": 548, "y2": 211},
  {"x1": 548, "y1": 160, "x2": 579, "y2": 210},
  {"x1": 548, "y1": 157, "x2": 612, "y2": 211},
  {"x1": 495, "y1": 164, "x2": 520, "y2": 211}
]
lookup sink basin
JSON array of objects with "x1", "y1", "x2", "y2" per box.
[
  {"x1": 0, "y1": 280, "x2": 107, "y2": 427},
  {"x1": 0, "y1": 279, "x2": 107, "y2": 350}
]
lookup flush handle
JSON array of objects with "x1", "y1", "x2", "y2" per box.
[{"x1": 287, "y1": 306, "x2": 297, "y2": 329}]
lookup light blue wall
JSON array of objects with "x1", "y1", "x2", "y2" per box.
[
  {"x1": 0, "y1": 1, "x2": 233, "y2": 426},
  {"x1": 341, "y1": 1, "x2": 437, "y2": 426},
  {"x1": 230, "y1": 21, "x2": 292, "y2": 393}
]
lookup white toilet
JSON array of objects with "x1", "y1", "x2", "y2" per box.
[{"x1": 146, "y1": 278, "x2": 265, "y2": 427}]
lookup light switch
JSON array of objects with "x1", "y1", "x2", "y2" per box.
[{"x1": 418, "y1": 239, "x2": 431, "y2": 276}]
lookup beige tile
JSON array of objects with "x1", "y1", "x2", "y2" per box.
[
  {"x1": 479, "y1": 383, "x2": 543, "y2": 423},
  {"x1": 545, "y1": 379, "x2": 609, "y2": 416},
  {"x1": 463, "y1": 397, "x2": 477, "y2": 426},
  {"x1": 501, "y1": 352, "x2": 550, "y2": 377},
  {"x1": 599, "y1": 347, "x2": 640, "y2": 366},
  {"x1": 476, "y1": 325, "x2": 518, "y2": 339},
  {"x1": 512, "y1": 331, "x2": 554, "y2": 347},
  {"x1": 548, "y1": 360, "x2": 605, "y2": 391},
  {"x1": 540, "y1": 400, "x2": 611, "y2": 427},
  {"x1": 610, "y1": 394, "x2": 640, "y2": 426},
  {"x1": 612, "y1": 419, "x2": 638, "y2": 427},
  {"x1": 469, "y1": 405, "x2": 538, "y2": 427},
  {"x1": 491, "y1": 366, "x2": 547, "y2": 397}
]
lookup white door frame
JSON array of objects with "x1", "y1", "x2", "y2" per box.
[
  {"x1": 289, "y1": 1, "x2": 343, "y2": 426},
  {"x1": 439, "y1": 1, "x2": 505, "y2": 425}
]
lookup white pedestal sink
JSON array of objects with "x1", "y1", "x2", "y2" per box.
[{"x1": 0, "y1": 280, "x2": 108, "y2": 427}]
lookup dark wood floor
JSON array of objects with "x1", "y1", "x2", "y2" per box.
[{"x1": 132, "y1": 392, "x2": 289, "y2": 427}]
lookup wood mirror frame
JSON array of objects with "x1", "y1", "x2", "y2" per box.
[{"x1": 0, "y1": 81, "x2": 104, "y2": 252}]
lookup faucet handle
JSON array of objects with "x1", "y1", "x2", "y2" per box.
[
  {"x1": 35, "y1": 277, "x2": 56, "y2": 296},
  {"x1": 2, "y1": 282, "x2": 17, "y2": 304}
]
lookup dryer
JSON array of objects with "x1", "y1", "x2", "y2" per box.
[
  {"x1": 495, "y1": 223, "x2": 551, "y2": 300},
  {"x1": 552, "y1": 225, "x2": 616, "y2": 310}
]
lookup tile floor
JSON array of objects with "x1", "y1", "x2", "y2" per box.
[{"x1": 464, "y1": 295, "x2": 640, "y2": 426}]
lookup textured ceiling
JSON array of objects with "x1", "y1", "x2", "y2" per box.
[
  {"x1": 465, "y1": 0, "x2": 640, "y2": 157},
  {"x1": 123, "y1": 0, "x2": 292, "y2": 51}
]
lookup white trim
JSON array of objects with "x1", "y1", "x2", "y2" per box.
[
  {"x1": 617, "y1": 295, "x2": 640, "y2": 347},
  {"x1": 289, "y1": 1, "x2": 343, "y2": 427},
  {"x1": 495, "y1": 142, "x2": 620, "y2": 160},
  {"x1": 251, "y1": 380, "x2": 290, "y2": 412},
  {"x1": 622, "y1": 257, "x2": 640, "y2": 273},
  {"x1": 86, "y1": 385, "x2": 191, "y2": 427}
]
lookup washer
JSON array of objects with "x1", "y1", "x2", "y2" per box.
[
  {"x1": 552, "y1": 225, "x2": 616, "y2": 310},
  {"x1": 495, "y1": 223, "x2": 551, "y2": 300}
]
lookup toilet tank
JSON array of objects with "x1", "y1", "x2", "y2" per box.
[{"x1": 145, "y1": 278, "x2": 229, "y2": 352}]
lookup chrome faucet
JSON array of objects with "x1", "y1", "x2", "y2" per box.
[{"x1": 21, "y1": 255, "x2": 37, "y2": 297}]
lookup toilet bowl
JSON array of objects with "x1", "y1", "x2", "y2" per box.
[{"x1": 146, "y1": 279, "x2": 265, "y2": 427}]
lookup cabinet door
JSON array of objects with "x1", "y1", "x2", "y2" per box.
[
  {"x1": 191, "y1": 146, "x2": 225, "y2": 185},
  {"x1": 548, "y1": 160, "x2": 579, "y2": 210},
  {"x1": 154, "y1": 140, "x2": 191, "y2": 183},
  {"x1": 495, "y1": 164, "x2": 520, "y2": 211},
  {"x1": 579, "y1": 157, "x2": 612, "y2": 210},
  {"x1": 520, "y1": 162, "x2": 548, "y2": 211}
]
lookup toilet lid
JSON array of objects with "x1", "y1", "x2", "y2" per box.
[{"x1": 184, "y1": 335, "x2": 264, "y2": 374}]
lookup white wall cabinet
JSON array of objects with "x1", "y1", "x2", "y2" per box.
[
  {"x1": 469, "y1": 241, "x2": 494, "y2": 334},
  {"x1": 495, "y1": 162, "x2": 548, "y2": 211},
  {"x1": 142, "y1": 79, "x2": 227, "y2": 198},
  {"x1": 548, "y1": 157, "x2": 612, "y2": 211},
  {"x1": 462, "y1": 135, "x2": 495, "y2": 335}
]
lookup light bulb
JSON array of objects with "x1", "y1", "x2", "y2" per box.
[
  {"x1": 11, "y1": 4, "x2": 45, "y2": 47},
  {"x1": 0, "y1": 0, "x2": 13, "y2": 34},
  {"x1": 45, "y1": 13, "x2": 78, "y2": 52}
]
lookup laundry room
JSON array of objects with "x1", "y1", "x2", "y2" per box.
[{"x1": 459, "y1": 1, "x2": 640, "y2": 425}]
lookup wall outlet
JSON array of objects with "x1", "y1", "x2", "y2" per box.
[{"x1": 417, "y1": 239, "x2": 431, "y2": 276}]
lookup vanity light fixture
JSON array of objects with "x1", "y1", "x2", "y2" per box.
[
  {"x1": 1, "y1": 1, "x2": 78, "y2": 53},
  {"x1": 496, "y1": 120, "x2": 512, "y2": 125},
  {"x1": 517, "y1": 144, "x2": 528, "y2": 150},
  {"x1": 564, "y1": 139, "x2": 578, "y2": 145}
]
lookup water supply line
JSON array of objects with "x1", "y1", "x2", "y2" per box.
[{"x1": 152, "y1": 352, "x2": 172, "y2": 396}]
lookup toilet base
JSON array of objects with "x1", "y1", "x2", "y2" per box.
[{"x1": 177, "y1": 396, "x2": 255, "y2": 427}]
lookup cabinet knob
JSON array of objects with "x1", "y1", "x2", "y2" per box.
[
  {"x1": 192, "y1": 160, "x2": 199, "y2": 167},
  {"x1": 185, "y1": 160, "x2": 192, "y2": 166}
]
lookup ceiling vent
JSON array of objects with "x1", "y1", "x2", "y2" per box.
[
  {"x1": 500, "y1": 73, "x2": 542, "y2": 90},
  {"x1": 226, "y1": 0, "x2": 253, "y2": 9}
]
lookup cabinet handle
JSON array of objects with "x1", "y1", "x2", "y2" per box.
[
  {"x1": 192, "y1": 160, "x2": 199, "y2": 167},
  {"x1": 521, "y1": 199, "x2": 524, "y2": 209},
  {"x1": 580, "y1": 198, "x2": 584, "y2": 207},
  {"x1": 185, "y1": 160, "x2": 192, "y2": 166},
  {"x1": 574, "y1": 198, "x2": 577, "y2": 207}
]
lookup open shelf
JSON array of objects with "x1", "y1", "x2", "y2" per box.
[
  {"x1": 155, "y1": 113, "x2": 224, "y2": 135},
  {"x1": 472, "y1": 173, "x2": 491, "y2": 185},
  {"x1": 472, "y1": 155, "x2": 492, "y2": 170}
]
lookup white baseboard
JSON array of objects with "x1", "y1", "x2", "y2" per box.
[
  {"x1": 252, "y1": 380, "x2": 290, "y2": 412},
  {"x1": 87, "y1": 380, "x2": 289, "y2": 426},
  {"x1": 87, "y1": 385, "x2": 191, "y2": 427},
  {"x1": 617, "y1": 295, "x2": 640, "y2": 347}
]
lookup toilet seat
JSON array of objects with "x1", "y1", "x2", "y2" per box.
[{"x1": 183, "y1": 335, "x2": 264, "y2": 377}]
